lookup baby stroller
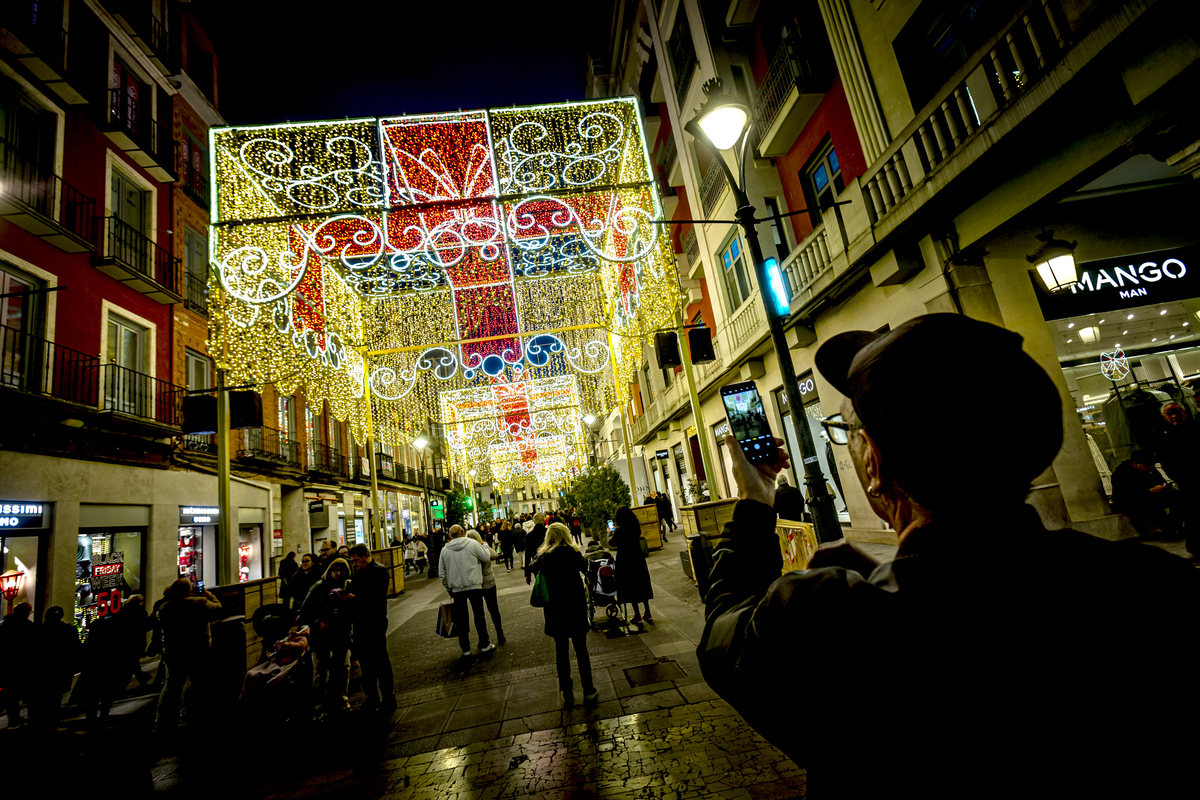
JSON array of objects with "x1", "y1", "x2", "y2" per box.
[
  {"x1": 240, "y1": 604, "x2": 313, "y2": 724},
  {"x1": 587, "y1": 554, "x2": 622, "y2": 625}
]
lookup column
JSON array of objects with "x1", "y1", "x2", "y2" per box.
[
  {"x1": 280, "y1": 486, "x2": 309, "y2": 563},
  {"x1": 817, "y1": 0, "x2": 891, "y2": 163}
]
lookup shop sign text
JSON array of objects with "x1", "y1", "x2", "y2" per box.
[
  {"x1": 1035, "y1": 245, "x2": 1197, "y2": 319},
  {"x1": 0, "y1": 501, "x2": 49, "y2": 529}
]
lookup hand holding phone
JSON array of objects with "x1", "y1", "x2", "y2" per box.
[{"x1": 720, "y1": 381, "x2": 778, "y2": 464}]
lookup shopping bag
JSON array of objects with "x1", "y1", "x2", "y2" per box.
[
  {"x1": 435, "y1": 602, "x2": 457, "y2": 638},
  {"x1": 529, "y1": 572, "x2": 551, "y2": 607}
]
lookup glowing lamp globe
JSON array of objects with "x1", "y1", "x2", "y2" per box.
[
  {"x1": 469, "y1": 469, "x2": 477, "y2": 477},
  {"x1": 1, "y1": 569, "x2": 25, "y2": 612},
  {"x1": 413, "y1": 436, "x2": 429, "y2": 451},
  {"x1": 697, "y1": 106, "x2": 749, "y2": 150},
  {"x1": 1026, "y1": 231, "x2": 1079, "y2": 293},
  {"x1": 582, "y1": 414, "x2": 597, "y2": 425}
]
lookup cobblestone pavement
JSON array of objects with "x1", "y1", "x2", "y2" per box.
[{"x1": 199, "y1": 532, "x2": 805, "y2": 799}]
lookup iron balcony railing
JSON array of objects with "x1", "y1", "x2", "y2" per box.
[
  {"x1": 105, "y1": 89, "x2": 176, "y2": 173},
  {"x1": 182, "y1": 433, "x2": 217, "y2": 454},
  {"x1": 98, "y1": 216, "x2": 182, "y2": 293},
  {"x1": 0, "y1": 323, "x2": 99, "y2": 406},
  {"x1": 0, "y1": 136, "x2": 98, "y2": 245},
  {"x1": 752, "y1": 30, "x2": 827, "y2": 136},
  {"x1": 238, "y1": 426, "x2": 301, "y2": 466},
  {"x1": 1, "y1": 3, "x2": 68, "y2": 73},
  {"x1": 181, "y1": 168, "x2": 209, "y2": 207},
  {"x1": 699, "y1": 164, "x2": 728, "y2": 217},
  {"x1": 655, "y1": 132, "x2": 678, "y2": 176},
  {"x1": 184, "y1": 268, "x2": 208, "y2": 316},
  {"x1": 682, "y1": 225, "x2": 700, "y2": 269},
  {"x1": 375, "y1": 451, "x2": 396, "y2": 479},
  {"x1": 309, "y1": 442, "x2": 346, "y2": 476},
  {"x1": 101, "y1": 363, "x2": 183, "y2": 426}
]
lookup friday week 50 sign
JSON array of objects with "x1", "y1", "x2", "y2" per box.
[{"x1": 1034, "y1": 244, "x2": 1195, "y2": 319}]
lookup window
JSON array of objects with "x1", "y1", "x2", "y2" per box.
[
  {"x1": 184, "y1": 227, "x2": 208, "y2": 314},
  {"x1": 0, "y1": 263, "x2": 42, "y2": 337},
  {"x1": 720, "y1": 234, "x2": 752, "y2": 311},
  {"x1": 111, "y1": 58, "x2": 143, "y2": 138},
  {"x1": 305, "y1": 404, "x2": 320, "y2": 467},
  {"x1": 801, "y1": 140, "x2": 845, "y2": 227},
  {"x1": 277, "y1": 395, "x2": 294, "y2": 440},
  {"x1": 669, "y1": 5, "x2": 697, "y2": 99},
  {"x1": 0, "y1": 78, "x2": 58, "y2": 214},
  {"x1": 105, "y1": 312, "x2": 148, "y2": 414},
  {"x1": 181, "y1": 133, "x2": 206, "y2": 199},
  {"x1": 184, "y1": 348, "x2": 210, "y2": 392},
  {"x1": 762, "y1": 197, "x2": 791, "y2": 263}
]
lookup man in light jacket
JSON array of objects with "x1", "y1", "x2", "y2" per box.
[{"x1": 439, "y1": 524, "x2": 495, "y2": 657}]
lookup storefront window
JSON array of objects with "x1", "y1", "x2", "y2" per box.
[
  {"x1": 76, "y1": 529, "x2": 144, "y2": 633},
  {"x1": 714, "y1": 420, "x2": 735, "y2": 498},
  {"x1": 775, "y1": 380, "x2": 850, "y2": 521},
  {"x1": 238, "y1": 524, "x2": 263, "y2": 582}
]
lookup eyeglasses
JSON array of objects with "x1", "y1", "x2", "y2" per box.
[
  {"x1": 820, "y1": 414, "x2": 862, "y2": 445},
  {"x1": 319, "y1": 547, "x2": 332, "y2": 553}
]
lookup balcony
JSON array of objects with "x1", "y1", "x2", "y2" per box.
[
  {"x1": 237, "y1": 426, "x2": 301, "y2": 467},
  {"x1": 182, "y1": 433, "x2": 217, "y2": 455},
  {"x1": 100, "y1": 363, "x2": 183, "y2": 428},
  {"x1": 669, "y1": 6, "x2": 697, "y2": 101},
  {"x1": 699, "y1": 163, "x2": 728, "y2": 217},
  {"x1": 309, "y1": 443, "x2": 347, "y2": 477},
  {"x1": 859, "y1": 0, "x2": 1077, "y2": 233},
  {"x1": 681, "y1": 225, "x2": 700, "y2": 271},
  {"x1": 184, "y1": 268, "x2": 208, "y2": 316},
  {"x1": 181, "y1": 167, "x2": 209, "y2": 210},
  {"x1": 375, "y1": 451, "x2": 396, "y2": 479},
  {"x1": 109, "y1": 2, "x2": 171, "y2": 75},
  {"x1": 754, "y1": 35, "x2": 832, "y2": 157},
  {"x1": 0, "y1": 3, "x2": 86, "y2": 105},
  {"x1": 102, "y1": 89, "x2": 177, "y2": 182},
  {"x1": 0, "y1": 323, "x2": 99, "y2": 408},
  {"x1": 94, "y1": 216, "x2": 182, "y2": 303},
  {"x1": 0, "y1": 138, "x2": 98, "y2": 253}
]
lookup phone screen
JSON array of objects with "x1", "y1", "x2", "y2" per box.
[{"x1": 720, "y1": 381, "x2": 776, "y2": 463}]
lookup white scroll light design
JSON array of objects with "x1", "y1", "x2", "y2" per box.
[
  {"x1": 1100, "y1": 347, "x2": 1130, "y2": 380},
  {"x1": 496, "y1": 111, "x2": 626, "y2": 193},
  {"x1": 238, "y1": 134, "x2": 385, "y2": 211},
  {"x1": 506, "y1": 194, "x2": 657, "y2": 265}
]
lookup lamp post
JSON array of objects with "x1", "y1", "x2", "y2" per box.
[
  {"x1": 685, "y1": 78, "x2": 840, "y2": 544},
  {"x1": 1026, "y1": 230, "x2": 1079, "y2": 292},
  {"x1": 0, "y1": 569, "x2": 26, "y2": 614},
  {"x1": 468, "y1": 468, "x2": 478, "y2": 528}
]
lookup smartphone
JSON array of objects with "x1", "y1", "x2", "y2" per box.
[{"x1": 720, "y1": 381, "x2": 777, "y2": 464}]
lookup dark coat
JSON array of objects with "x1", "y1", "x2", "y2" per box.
[
  {"x1": 530, "y1": 545, "x2": 590, "y2": 638},
  {"x1": 699, "y1": 499, "x2": 1197, "y2": 798},
  {"x1": 523, "y1": 523, "x2": 547, "y2": 578},
  {"x1": 348, "y1": 560, "x2": 390, "y2": 635},
  {"x1": 773, "y1": 482, "x2": 805, "y2": 522},
  {"x1": 287, "y1": 568, "x2": 319, "y2": 610},
  {"x1": 610, "y1": 523, "x2": 653, "y2": 603}
]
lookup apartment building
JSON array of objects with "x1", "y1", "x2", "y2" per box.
[{"x1": 591, "y1": 0, "x2": 1199, "y2": 543}]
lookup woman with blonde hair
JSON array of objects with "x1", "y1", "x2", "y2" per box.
[
  {"x1": 530, "y1": 522, "x2": 597, "y2": 706},
  {"x1": 466, "y1": 530, "x2": 506, "y2": 645}
]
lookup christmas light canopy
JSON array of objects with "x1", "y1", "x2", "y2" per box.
[{"x1": 209, "y1": 98, "x2": 680, "y2": 490}]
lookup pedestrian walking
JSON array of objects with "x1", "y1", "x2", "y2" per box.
[
  {"x1": 611, "y1": 506, "x2": 654, "y2": 623},
  {"x1": 467, "y1": 530, "x2": 506, "y2": 645},
  {"x1": 773, "y1": 474, "x2": 805, "y2": 523},
  {"x1": 117, "y1": 594, "x2": 152, "y2": 689},
  {"x1": 529, "y1": 522, "x2": 597, "y2": 706},
  {"x1": 316, "y1": 540, "x2": 337, "y2": 574},
  {"x1": 347, "y1": 544, "x2": 396, "y2": 714},
  {"x1": 286, "y1": 553, "x2": 319, "y2": 613},
  {"x1": 146, "y1": 586, "x2": 170, "y2": 688},
  {"x1": 154, "y1": 579, "x2": 222, "y2": 734},
  {"x1": 697, "y1": 313, "x2": 1198, "y2": 798},
  {"x1": 659, "y1": 493, "x2": 677, "y2": 534},
  {"x1": 404, "y1": 539, "x2": 417, "y2": 574},
  {"x1": 523, "y1": 512, "x2": 548, "y2": 583},
  {"x1": 513, "y1": 523, "x2": 527, "y2": 569},
  {"x1": 498, "y1": 520, "x2": 515, "y2": 571},
  {"x1": 1157, "y1": 401, "x2": 1200, "y2": 558},
  {"x1": 414, "y1": 538, "x2": 428, "y2": 573},
  {"x1": 298, "y1": 557, "x2": 353, "y2": 717},
  {"x1": 570, "y1": 516, "x2": 584, "y2": 547},
  {"x1": 31, "y1": 606, "x2": 80, "y2": 732},
  {"x1": 439, "y1": 524, "x2": 495, "y2": 657},
  {"x1": 74, "y1": 612, "x2": 126, "y2": 728},
  {"x1": 278, "y1": 552, "x2": 299, "y2": 606},
  {"x1": 0, "y1": 602, "x2": 35, "y2": 727}
]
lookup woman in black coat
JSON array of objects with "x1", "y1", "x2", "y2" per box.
[
  {"x1": 530, "y1": 522, "x2": 597, "y2": 706},
  {"x1": 611, "y1": 506, "x2": 653, "y2": 623}
]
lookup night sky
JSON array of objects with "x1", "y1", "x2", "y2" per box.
[{"x1": 198, "y1": 2, "x2": 608, "y2": 126}]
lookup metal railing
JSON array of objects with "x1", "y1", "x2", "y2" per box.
[
  {"x1": 105, "y1": 89, "x2": 176, "y2": 172},
  {"x1": 655, "y1": 132, "x2": 678, "y2": 177},
  {"x1": 184, "y1": 268, "x2": 208, "y2": 315},
  {"x1": 99, "y1": 216, "x2": 182, "y2": 293},
  {"x1": 682, "y1": 225, "x2": 700, "y2": 269},
  {"x1": 0, "y1": 323, "x2": 99, "y2": 406},
  {"x1": 752, "y1": 32, "x2": 824, "y2": 136},
  {"x1": 0, "y1": 136, "x2": 98, "y2": 244},
  {"x1": 1, "y1": 3, "x2": 67, "y2": 72},
  {"x1": 727, "y1": 293, "x2": 766, "y2": 354},
  {"x1": 149, "y1": 15, "x2": 169, "y2": 61},
  {"x1": 781, "y1": 225, "x2": 834, "y2": 300},
  {"x1": 237, "y1": 426, "x2": 301, "y2": 465},
  {"x1": 101, "y1": 363, "x2": 183, "y2": 426},
  {"x1": 181, "y1": 168, "x2": 209, "y2": 207},
  {"x1": 699, "y1": 164, "x2": 728, "y2": 217},
  {"x1": 309, "y1": 443, "x2": 346, "y2": 476},
  {"x1": 861, "y1": 0, "x2": 1068, "y2": 223},
  {"x1": 182, "y1": 433, "x2": 217, "y2": 454},
  {"x1": 375, "y1": 451, "x2": 396, "y2": 479},
  {"x1": 669, "y1": 8, "x2": 697, "y2": 100}
]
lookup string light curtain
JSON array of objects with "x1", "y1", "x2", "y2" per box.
[{"x1": 209, "y1": 98, "x2": 680, "y2": 489}]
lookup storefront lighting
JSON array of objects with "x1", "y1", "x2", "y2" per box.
[
  {"x1": 1170, "y1": 335, "x2": 1176, "y2": 339},
  {"x1": 1184, "y1": 322, "x2": 1190, "y2": 327},
  {"x1": 1099, "y1": 319, "x2": 1106, "y2": 324},
  {"x1": 1067, "y1": 321, "x2": 1075, "y2": 328},
  {"x1": 0, "y1": 569, "x2": 25, "y2": 613},
  {"x1": 1160, "y1": 309, "x2": 1168, "y2": 315},
  {"x1": 1027, "y1": 231, "x2": 1079, "y2": 293},
  {"x1": 1123, "y1": 330, "x2": 1129, "y2": 335},
  {"x1": 1066, "y1": 338, "x2": 1073, "y2": 343},
  {"x1": 1128, "y1": 314, "x2": 1135, "y2": 320},
  {"x1": 1078, "y1": 326, "x2": 1099, "y2": 343},
  {"x1": 1152, "y1": 338, "x2": 1158, "y2": 342}
]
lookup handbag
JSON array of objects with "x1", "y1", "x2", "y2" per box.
[
  {"x1": 435, "y1": 602, "x2": 457, "y2": 638},
  {"x1": 639, "y1": 536, "x2": 649, "y2": 558},
  {"x1": 529, "y1": 572, "x2": 550, "y2": 607}
]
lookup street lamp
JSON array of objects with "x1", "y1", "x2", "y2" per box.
[
  {"x1": 468, "y1": 468, "x2": 478, "y2": 527},
  {"x1": 685, "y1": 77, "x2": 841, "y2": 544},
  {"x1": 413, "y1": 435, "x2": 432, "y2": 541},
  {"x1": 1026, "y1": 230, "x2": 1079, "y2": 293},
  {"x1": 0, "y1": 569, "x2": 25, "y2": 614}
]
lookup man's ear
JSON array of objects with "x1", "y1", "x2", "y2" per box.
[{"x1": 860, "y1": 428, "x2": 885, "y2": 491}]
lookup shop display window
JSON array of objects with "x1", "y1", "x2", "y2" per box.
[
  {"x1": 0, "y1": 535, "x2": 40, "y2": 611},
  {"x1": 178, "y1": 527, "x2": 204, "y2": 589},
  {"x1": 76, "y1": 529, "x2": 144, "y2": 635}
]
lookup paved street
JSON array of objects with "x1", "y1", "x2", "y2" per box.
[{"x1": 153, "y1": 534, "x2": 807, "y2": 799}]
